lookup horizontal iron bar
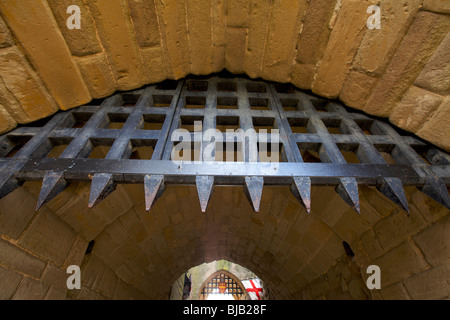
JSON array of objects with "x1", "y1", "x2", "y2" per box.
[{"x1": 3, "y1": 158, "x2": 438, "y2": 186}]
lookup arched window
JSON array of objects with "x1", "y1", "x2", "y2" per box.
[{"x1": 199, "y1": 270, "x2": 248, "y2": 300}]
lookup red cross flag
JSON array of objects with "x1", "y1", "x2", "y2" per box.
[{"x1": 242, "y1": 278, "x2": 264, "y2": 300}]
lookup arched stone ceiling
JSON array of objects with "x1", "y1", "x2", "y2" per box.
[{"x1": 0, "y1": 0, "x2": 448, "y2": 151}]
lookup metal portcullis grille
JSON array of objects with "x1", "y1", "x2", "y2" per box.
[{"x1": 0, "y1": 76, "x2": 449, "y2": 214}]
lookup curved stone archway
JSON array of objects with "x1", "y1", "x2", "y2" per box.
[
  {"x1": 0, "y1": 1, "x2": 448, "y2": 150},
  {"x1": 1, "y1": 177, "x2": 448, "y2": 300}
]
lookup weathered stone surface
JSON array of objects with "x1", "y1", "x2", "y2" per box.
[
  {"x1": 290, "y1": 63, "x2": 316, "y2": 90},
  {"x1": 364, "y1": 11, "x2": 450, "y2": 117},
  {"x1": 370, "y1": 240, "x2": 430, "y2": 287},
  {"x1": 46, "y1": 0, "x2": 102, "y2": 56},
  {"x1": 353, "y1": 0, "x2": 422, "y2": 76},
  {"x1": 295, "y1": 0, "x2": 338, "y2": 65},
  {"x1": 75, "y1": 53, "x2": 117, "y2": 98},
  {"x1": 0, "y1": 0, "x2": 91, "y2": 109},
  {"x1": 415, "y1": 32, "x2": 450, "y2": 95},
  {"x1": 0, "y1": 265, "x2": 22, "y2": 299},
  {"x1": 404, "y1": 265, "x2": 450, "y2": 299},
  {"x1": 416, "y1": 97, "x2": 450, "y2": 152},
  {"x1": 0, "y1": 186, "x2": 38, "y2": 239},
  {"x1": 0, "y1": 105, "x2": 16, "y2": 134},
  {"x1": 389, "y1": 86, "x2": 444, "y2": 133},
  {"x1": 260, "y1": 0, "x2": 306, "y2": 83},
  {"x1": 312, "y1": 0, "x2": 368, "y2": 98},
  {"x1": 226, "y1": 0, "x2": 250, "y2": 28},
  {"x1": 87, "y1": 0, "x2": 148, "y2": 90},
  {"x1": 423, "y1": 0, "x2": 450, "y2": 14},
  {"x1": 0, "y1": 238, "x2": 46, "y2": 278},
  {"x1": 379, "y1": 282, "x2": 411, "y2": 300},
  {"x1": 339, "y1": 71, "x2": 378, "y2": 110},
  {"x1": 0, "y1": 16, "x2": 13, "y2": 48},
  {"x1": 127, "y1": 0, "x2": 161, "y2": 48},
  {"x1": 186, "y1": 0, "x2": 213, "y2": 75},
  {"x1": 0, "y1": 47, "x2": 57, "y2": 121},
  {"x1": 373, "y1": 207, "x2": 428, "y2": 251},
  {"x1": 245, "y1": 0, "x2": 271, "y2": 79},
  {"x1": 19, "y1": 209, "x2": 78, "y2": 267},
  {"x1": 154, "y1": 0, "x2": 190, "y2": 79},
  {"x1": 413, "y1": 215, "x2": 450, "y2": 266},
  {"x1": 225, "y1": 27, "x2": 248, "y2": 74},
  {"x1": 11, "y1": 277, "x2": 49, "y2": 300}
]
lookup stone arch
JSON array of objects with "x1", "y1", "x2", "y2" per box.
[{"x1": 0, "y1": 1, "x2": 448, "y2": 151}]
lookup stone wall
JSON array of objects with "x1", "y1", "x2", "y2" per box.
[
  {"x1": 0, "y1": 178, "x2": 448, "y2": 299},
  {"x1": 0, "y1": 0, "x2": 449, "y2": 150}
]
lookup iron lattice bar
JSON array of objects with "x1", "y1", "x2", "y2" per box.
[{"x1": 0, "y1": 76, "x2": 449, "y2": 213}]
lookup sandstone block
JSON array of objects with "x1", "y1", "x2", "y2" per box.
[
  {"x1": 226, "y1": 0, "x2": 250, "y2": 28},
  {"x1": 141, "y1": 46, "x2": 168, "y2": 84},
  {"x1": 404, "y1": 265, "x2": 450, "y2": 299},
  {"x1": 379, "y1": 282, "x2": 411, "y2": 300},
  {"x1": 312, "y1": 0, "x2": 368, "y2": 98},
  {"x1": 0, "y1": 16, "x2": 12, "y2": 48},
  {"x1": 373, "y1": 206, "x2": 428, "y2": 252},
  {"x1": 87, "y1": 0, "x2": 147, "y2": 90},
  {"x1": 245, "y1": 0, "x2": 271, "y2": 78},
  {"x1": 0, "y1": 265, "x2": 22, "y2": 299},
  {"x1": 0, "y1": 47, "x2": 58, "y2": 121},
  {"x1": 0, "y1": 105, "x2": 16, "y2": 134},
  {"x1": 370, "y1": 240, "x2": 430, "y2": 287},
  {"x1": 290, "y1": 63, "x2": 316, "y2": 90},
  {"x1": 0, "y1": 186, "x2": 38, "y2": 239},
  {"x1": 186, "y1": 0, "x2": 213, "y2": 75},
  {"x1": 423, "y1": 0, "x2": 450, "y2": 14},
  {"x1": 364, "y1": 11, "x2": 450, "y2": 117},
  {"x1": 19, "y1": 209, "x2": 78, "y2": 267},
  {"x1": 389, "y1": 86, "x2": 443, "y2": 133},
  {"x1": 44, "y1": 287, "x2": 67, "y2": 300},
  {"x1": 127, "y1": 0, "x2": 161, "y2": 48},
  {"x1": 75, "y1": 53, "x2": 117, "y2": 99},
  {"x1": 417, "y1": 97, "x2": 450, "y2": 152},
  {"x1": 11, "y1": 277, "x2": 49, "y2": 300},
  {"x1": 0, "y1": 238, "x2": 46, "y2": 278},
  {"x1": 415, "y1": 32, "x2": 450, "y2": 95},
  {"x1": 261, "y1": 0, "x2": 307, "y2": 83},
  {"x1": 46, "y1": 0, "x2": 102, "y2": 56},
  {"x1": 225, "y1": 27, "x2": 248, "y2": 74},
  {"x1": 353, "y1": 0, "x2": 421, "y2": 76},
  {"x1": 295, "y1": 0, "x2": 338, "y2": 65},
  {"x1": 0, "y1": 0, "x2": 91, "y2": 109},
  {"x1": 413, "y1": 215, "x2": 450, "y2": 266},
  {"x1": 154, "y1": 0, "x2": 190, "y2": 79},
  {"x1": 41, "y1": 264, "x2": 69, "y2": 291},
  {"x1": 339, "y1": 71, "x2": 378, "y2": 110},
  {"x1": 62, "y1": 234, "x2": 89, "y2": 269}
]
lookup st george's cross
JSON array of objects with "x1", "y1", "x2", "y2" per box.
[{"x1": 242, "y1": 278, "x2": 264, "y2": 300}]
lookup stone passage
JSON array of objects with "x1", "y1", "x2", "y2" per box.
[
  {"x1": 0, "y1": 1, "x2": 449, "y2": 151},
  {"x1": 0, "y1": 181, "x2": 449, "y2": 299}
]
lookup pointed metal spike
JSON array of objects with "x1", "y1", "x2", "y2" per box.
[
  {"x1": 336, "y1": 177, "x2": 360, "y2": 214},
  {"x1": 290, "y1": 176, "x2": 311, "y2": 213},
  {"x1": 378, "y1": 177, "x2": 409, "y2": 213},
  {"x1": 244, "y1": 176, "x2": 264, "y2": 213},
  {"x1": 0, "y1": 173, "x2": 22, "y2": 199},
  {"x1": 88, "y1": 173, "x2": 116, "y2": 209},
  {"x1": 419, "y1": 175, "x2": 450, "y2": 210},
  {"x1": 144, "y1": 175, "x2": 166, "y2": 212},
  {"x1": 196, "y1": 176, "x2": 214, "y2": 213},
  {"x1": 36, "y1": 172, "x2": 67, "y2": 211}
]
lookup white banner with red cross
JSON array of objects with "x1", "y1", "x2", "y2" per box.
[{"x1": 242, "y1": 278, "x2": 264, "y2": 300}]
